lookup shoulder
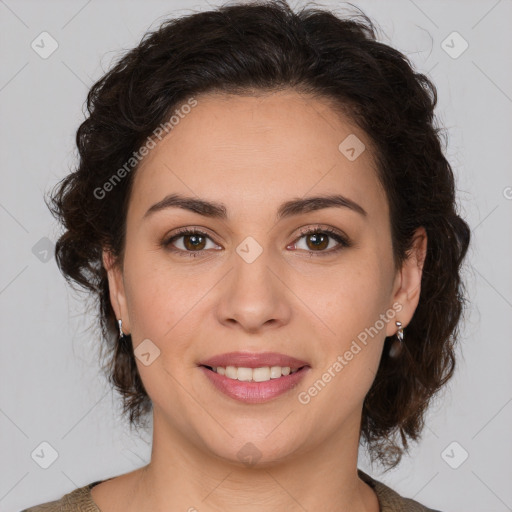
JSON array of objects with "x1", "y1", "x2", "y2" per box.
[
  {"x1": 358, "y1": 469, "x2": 444, "y2": 512},
  {"x1": 20, "y1": 480, "x2": 104, "y2": 512}
]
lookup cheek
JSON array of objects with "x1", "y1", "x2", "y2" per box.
[
  {"x1": 305, "y1": 258, "x2": 393, "y2": 407},
  {"x1": 122, "y1": 252, "x2": 204, "y2": 408},
  {"x1": 296, "y1": 258, "x2": 391, "y2": 421},
  {"x1": 316, "y1": 258, "x2": 391, "y2": 335},
  {"x1": 121, "y1": 248, "x2": 199, "y2": 346}
]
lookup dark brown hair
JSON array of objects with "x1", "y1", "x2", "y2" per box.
[{"x1": 46, "y1": 0, "x2": 471, "y2": 469}]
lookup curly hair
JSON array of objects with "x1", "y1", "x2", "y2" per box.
[{"x1": 46, "y1": 0, "x2": 471, "y2": 469}]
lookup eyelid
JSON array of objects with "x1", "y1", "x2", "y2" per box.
[{"x1": 295, "y1": 224, "x2": 350, "y2": 242}]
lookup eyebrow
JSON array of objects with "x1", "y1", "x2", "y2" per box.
[{"x1": 143, "y1": 192, "x2": 367, "y2": 221}]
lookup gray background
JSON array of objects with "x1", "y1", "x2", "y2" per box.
[{"x1": 1, "y1": 0, "x2": 511, "y2": 511}]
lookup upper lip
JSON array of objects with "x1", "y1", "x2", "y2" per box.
[{"x1": 199, "y1": 351, "x2": 309, "y2": 369}]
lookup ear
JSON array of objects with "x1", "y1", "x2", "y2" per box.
[
  {"x1": 102, "y1": 248, "x2": 131, "y2": 334},
  {"x1": 385, "y1": 226, "x2": 428, "y2": 337}
]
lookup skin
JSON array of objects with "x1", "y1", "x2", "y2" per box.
[{"x1": 94, "y1": 90, "x2": 427, "y2": 512}]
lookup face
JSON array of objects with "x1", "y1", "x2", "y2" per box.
[{"x1": 104, "y1": 90, "x2": 426, "y2": 466}]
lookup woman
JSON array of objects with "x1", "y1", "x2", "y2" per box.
[{"x1": 23, "y1": 0, "x2": 470, "y2": 510}]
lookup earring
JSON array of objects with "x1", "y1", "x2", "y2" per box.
[
  {"x1": 117, "y1": 319, "x2": 132, "y2": 351},
  {"x1": 389, "y1": 320, "x2": 404, "y2": 358},
  {"x1": 118, "y1": 319, "x2": 130, "y2": 341},
  {"x1": 395, "y1": 321, "x2": 404, "y2": 342}
]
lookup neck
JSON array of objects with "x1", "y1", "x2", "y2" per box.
[{"x1": 129, "y1": 410, "x2": 378, "y2": 512}]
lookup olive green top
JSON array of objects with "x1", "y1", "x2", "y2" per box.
[{"x1": 21, "y1": 469, "x2": 442, "y2": 511}]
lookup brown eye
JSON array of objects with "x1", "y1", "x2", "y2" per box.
[
  {"x1": 163, "y1": 229, "x2": 219, "y2": 256},
  {"x1": 304, "y1": 232, "x2": 330, "y2": 251},
  {"x1": 182, "y1": 233, "x2": 207, "y2": 251},
  {"x1": 291, "y1": 227, "x2": 351, "y2": 255}
]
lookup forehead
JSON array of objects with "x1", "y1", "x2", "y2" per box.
[{"x1": 128, "y1": 90, "x2": 387, "y2": 224}]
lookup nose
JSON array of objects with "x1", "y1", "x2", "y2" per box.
[{"x1": 215, "y1": 247, "x2": 292, "y2": 334}]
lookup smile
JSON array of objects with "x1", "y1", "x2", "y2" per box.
[
  {"x1": 205, "y1": 365, "x2": 301, "y2": 382},
  {"x1": 199, "y1": 364, "x2": 310, "y2": 404}
]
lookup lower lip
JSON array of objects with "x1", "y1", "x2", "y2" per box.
[{"x1": 199, "y1": 366, "x2": 309, "y2": 404}]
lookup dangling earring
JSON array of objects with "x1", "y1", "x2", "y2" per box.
[
  {"x1": 389, "y1": 320, "x2": 404, "y2": 358},
  {"x1": 118, "y1": 319, "x2": 130, "y2": 344}
]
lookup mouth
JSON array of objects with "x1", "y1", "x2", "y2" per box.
[
  {"x1": 200, "y1": 364, "x2": 305, "y2": 382},
  {"x1": 197, "y1": 352, "x2": 311, "y2": 404}
]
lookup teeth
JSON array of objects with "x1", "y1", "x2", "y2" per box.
[{"x1": 212, "y1": 365, "x2": 300, "y2": 382}]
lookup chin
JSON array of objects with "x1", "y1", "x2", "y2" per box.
[{"x1": 195, "y1": 423, "x2": 308, "y2": 469}]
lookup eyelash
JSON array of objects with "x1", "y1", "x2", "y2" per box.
[{"x1": 162, "y1": 225, "x2": 351, "y2": 258}]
